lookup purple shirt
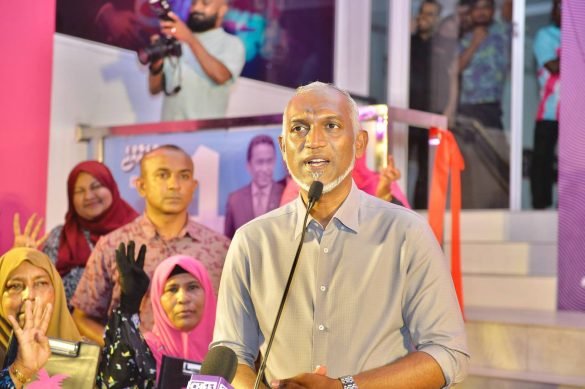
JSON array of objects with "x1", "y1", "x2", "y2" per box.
[{"x1": 459, "y1": 22, "x2": 511, "y2": 104}]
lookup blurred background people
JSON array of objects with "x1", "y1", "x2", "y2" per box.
[
  {"x1": 353, "y1": 155, "x2": 409, "y2": 208},
  {"x1": 530, "y1": 0, "x2": 561, "y2": 209},
  {"x1": 458, "y1": 0, "x2": 511, "y2": 129},
  {"x1": 409, "y1": 0, "x2": 442, "y2": 209},
  {"x1": 99, "y1": 245, "x2": 216, "y2": 388},
  {"x1": 56, "y1": 0, "x2": 148, "y2": 51},
  {"x1": 430, "y1": 1, "x2": 473, "y2": 124},
  {"x1": 224, "y1": 135, "x2": 285, "y2": 239}
]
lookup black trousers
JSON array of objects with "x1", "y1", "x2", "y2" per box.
[
  {"x1": 530, "y1": 120, "x2": 559, "y2": 209},
  {"x1": 408, "y1": 126, "x2": 429, "y2": 209}
]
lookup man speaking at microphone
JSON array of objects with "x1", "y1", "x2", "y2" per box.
[{"x1": 212, "y1": 82, "x2": 469, "y2": 389}]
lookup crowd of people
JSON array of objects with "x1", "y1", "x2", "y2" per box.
[
  {"x1": 408, "y1": 0, "x2": 560, "y2": 210},
  {"x1": 1, "y1": 0, "x2": 565, "y2": 386},
  {"x1": 408, "y1": 0, "x2": 512, "y2": 208},
  {"x1": 0, "y1": 0, "x2": 568, "y2": 386},
  {"x1": 0, "y1": 82, "x2": 469, "y2": 388}
]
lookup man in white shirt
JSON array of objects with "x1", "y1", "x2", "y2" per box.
[{"x1": 148, "y1": 0, "x2": 245, "y2": 120}]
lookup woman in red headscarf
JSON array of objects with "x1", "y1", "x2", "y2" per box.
[{"x1": 30, "y1": 161, "x2": 138, "y2": 301}]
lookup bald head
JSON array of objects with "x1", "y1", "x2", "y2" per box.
[
  {"x1": 282, "y1": 82, "x2": 361, "y2": 137},
  {"x1": 140, "y1": 145, "x2": 194, "y2": 177}
]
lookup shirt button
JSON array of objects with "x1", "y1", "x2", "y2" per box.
[
  {"x1": 320, "y1": 285, "x2": 327, "y2": 292},
  {"x1": 318, "y1": 325, "x2": 325, "y2": 331},
  {"x1": 324, "y1": 248, "x2": 329, "y2": 253}
]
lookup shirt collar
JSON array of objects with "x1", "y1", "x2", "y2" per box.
[
  {"x1": 293, "y1": 180, "x2": 361, "y2": 239},
  {"x1": 140, "y1": 213, "x2": 200, "y2": 242}
]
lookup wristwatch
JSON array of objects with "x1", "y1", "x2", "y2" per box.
[{"x1": 339, "y1": 375, "x2": 358, "y2": 389}]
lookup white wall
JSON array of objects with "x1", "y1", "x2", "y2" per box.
[{"x1": 47, "y1": 33, "x2": 294, "y2": 229}]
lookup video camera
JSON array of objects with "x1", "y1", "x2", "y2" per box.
[{"x1": 138, "y1": 0, "x2": 182, "y2": 65}]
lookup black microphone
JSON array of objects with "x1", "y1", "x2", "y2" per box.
[
  {"x1": 187, "y1": 346, "x2": 237, "y2": 388},
  {"x1": 253, "y1": 181, "x2": 323, "y2": 389},
  {"x1": 200, "y1": 345, "x2": 238, "y2": 382},
  {"x1": 307, "y1": 180, "x2": 324, "y2": 206}
]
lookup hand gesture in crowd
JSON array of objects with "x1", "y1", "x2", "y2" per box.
[
  {"x1": 376, "y1": 155, "x2": 402, "y2": 201},
  {"x1": 12, "y1": 213, "x2": 48, "y2": 249},
  {"x1": 7, "y1": 298, "x2": 53, "y2": 386},
  {"x1": 115, "y1": 241, "x2": 150, "y2": 314}
]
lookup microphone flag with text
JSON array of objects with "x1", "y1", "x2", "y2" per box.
[
  {"x1": 253, "y1": 181, "x2": 324, "y2": 389},
  {"x1": 187, "y1": 346, "x2": 237, "y2": 389}
]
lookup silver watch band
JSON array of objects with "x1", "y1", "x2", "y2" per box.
[{"x1": 339, "y1": 375, "x2": 358, "y2": 389}]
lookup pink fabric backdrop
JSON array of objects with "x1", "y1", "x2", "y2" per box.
[
  {"x1": 557, "y1": 0, "x2": 585, "y2": 311},
  {"x1": 0, "y1": 1, "x2": 55, "y2": 254}
]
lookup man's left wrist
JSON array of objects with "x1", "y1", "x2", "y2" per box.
[{"x1": 339, "y1": 375, "x2": 358, "y2": 389}]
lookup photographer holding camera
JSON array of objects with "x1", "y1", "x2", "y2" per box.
[{"x1": 147, "y1": 0, "x2": 245, "y2": 121}]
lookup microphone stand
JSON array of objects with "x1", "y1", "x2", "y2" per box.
[{"x1": 253, "y1": 181, "x2": 323, "y2": 389}]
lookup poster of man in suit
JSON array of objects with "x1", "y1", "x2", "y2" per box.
[{"x1": 224, "y1": 134, "x2": 285, "y2": 238}]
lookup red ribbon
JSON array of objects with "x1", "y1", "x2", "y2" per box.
[{"x1": 427, "y1": 127, "x2": 465, "y2": 315}]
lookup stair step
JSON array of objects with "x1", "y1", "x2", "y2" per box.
[
  {"x1": 418, "y1": 210, "x2": 558, "y2": 242},
  {"x1": 464, "y1": 307, "x2": 585, "y2": 386},
  {"x1": 463, "y1": 275, "x2": 557, "y2": 311},
  {"x1": 444, "y1": 242, "x2": 557, "y2": 276},
  {"x1": 461, "y1": 368, "x2": 585, "y2": 388}
]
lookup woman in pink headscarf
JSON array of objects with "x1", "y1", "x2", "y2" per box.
[
  {"x1": 98, "y1": 242, "x2": 216, "y2": 388},
  {"x1": 144, "y1": 254, "x2": 216, "y2": 374}
]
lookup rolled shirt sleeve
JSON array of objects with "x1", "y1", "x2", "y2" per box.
[{"x1": 401, "y1": 224, "x2": 470, "y2": 386}]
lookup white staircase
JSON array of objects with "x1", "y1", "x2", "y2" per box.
[{"x1": 426, "y1": 210, "x2": 585, "y2": 388}]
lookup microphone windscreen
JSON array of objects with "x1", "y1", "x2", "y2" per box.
[
  {"x1": 200, "y1": 346, "x2": 238, "y2": 383},
  {"x1": 308, "y1": 181, "x2": 324, "y2": 203}
]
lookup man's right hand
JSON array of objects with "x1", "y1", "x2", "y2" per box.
[
  {"x1": 160, "y1": 12, "x2": 194, "y2": 45},
  {"x1": 115, "y1": 241, "x2": 150, "y2": 314},
  {"x1": 471, "y1": 26, "x2": 488, "y2": 47}
]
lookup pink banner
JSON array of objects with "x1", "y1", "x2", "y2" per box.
[
  {"x1": 557, "y1": 0, "x2": 585, "y2": 310},
  {"x1": 0, "y1": 2, "x2": 55, "y2": 254}
]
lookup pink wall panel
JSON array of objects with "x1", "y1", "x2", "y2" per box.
[
  {"x1": 0, "y1": 1, "x2": 55, "y2": 254},
  {"x1": 557, "y1": 0, "x2": 585, "y2": 310}
]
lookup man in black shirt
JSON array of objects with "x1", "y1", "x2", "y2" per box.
[{"x1": 409, "y1": 0, "x2": 442, "y2": 209}]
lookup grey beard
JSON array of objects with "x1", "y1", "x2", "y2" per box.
[{"x1": 286, "y1": 149, "x2": 355, "y2": 195}]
